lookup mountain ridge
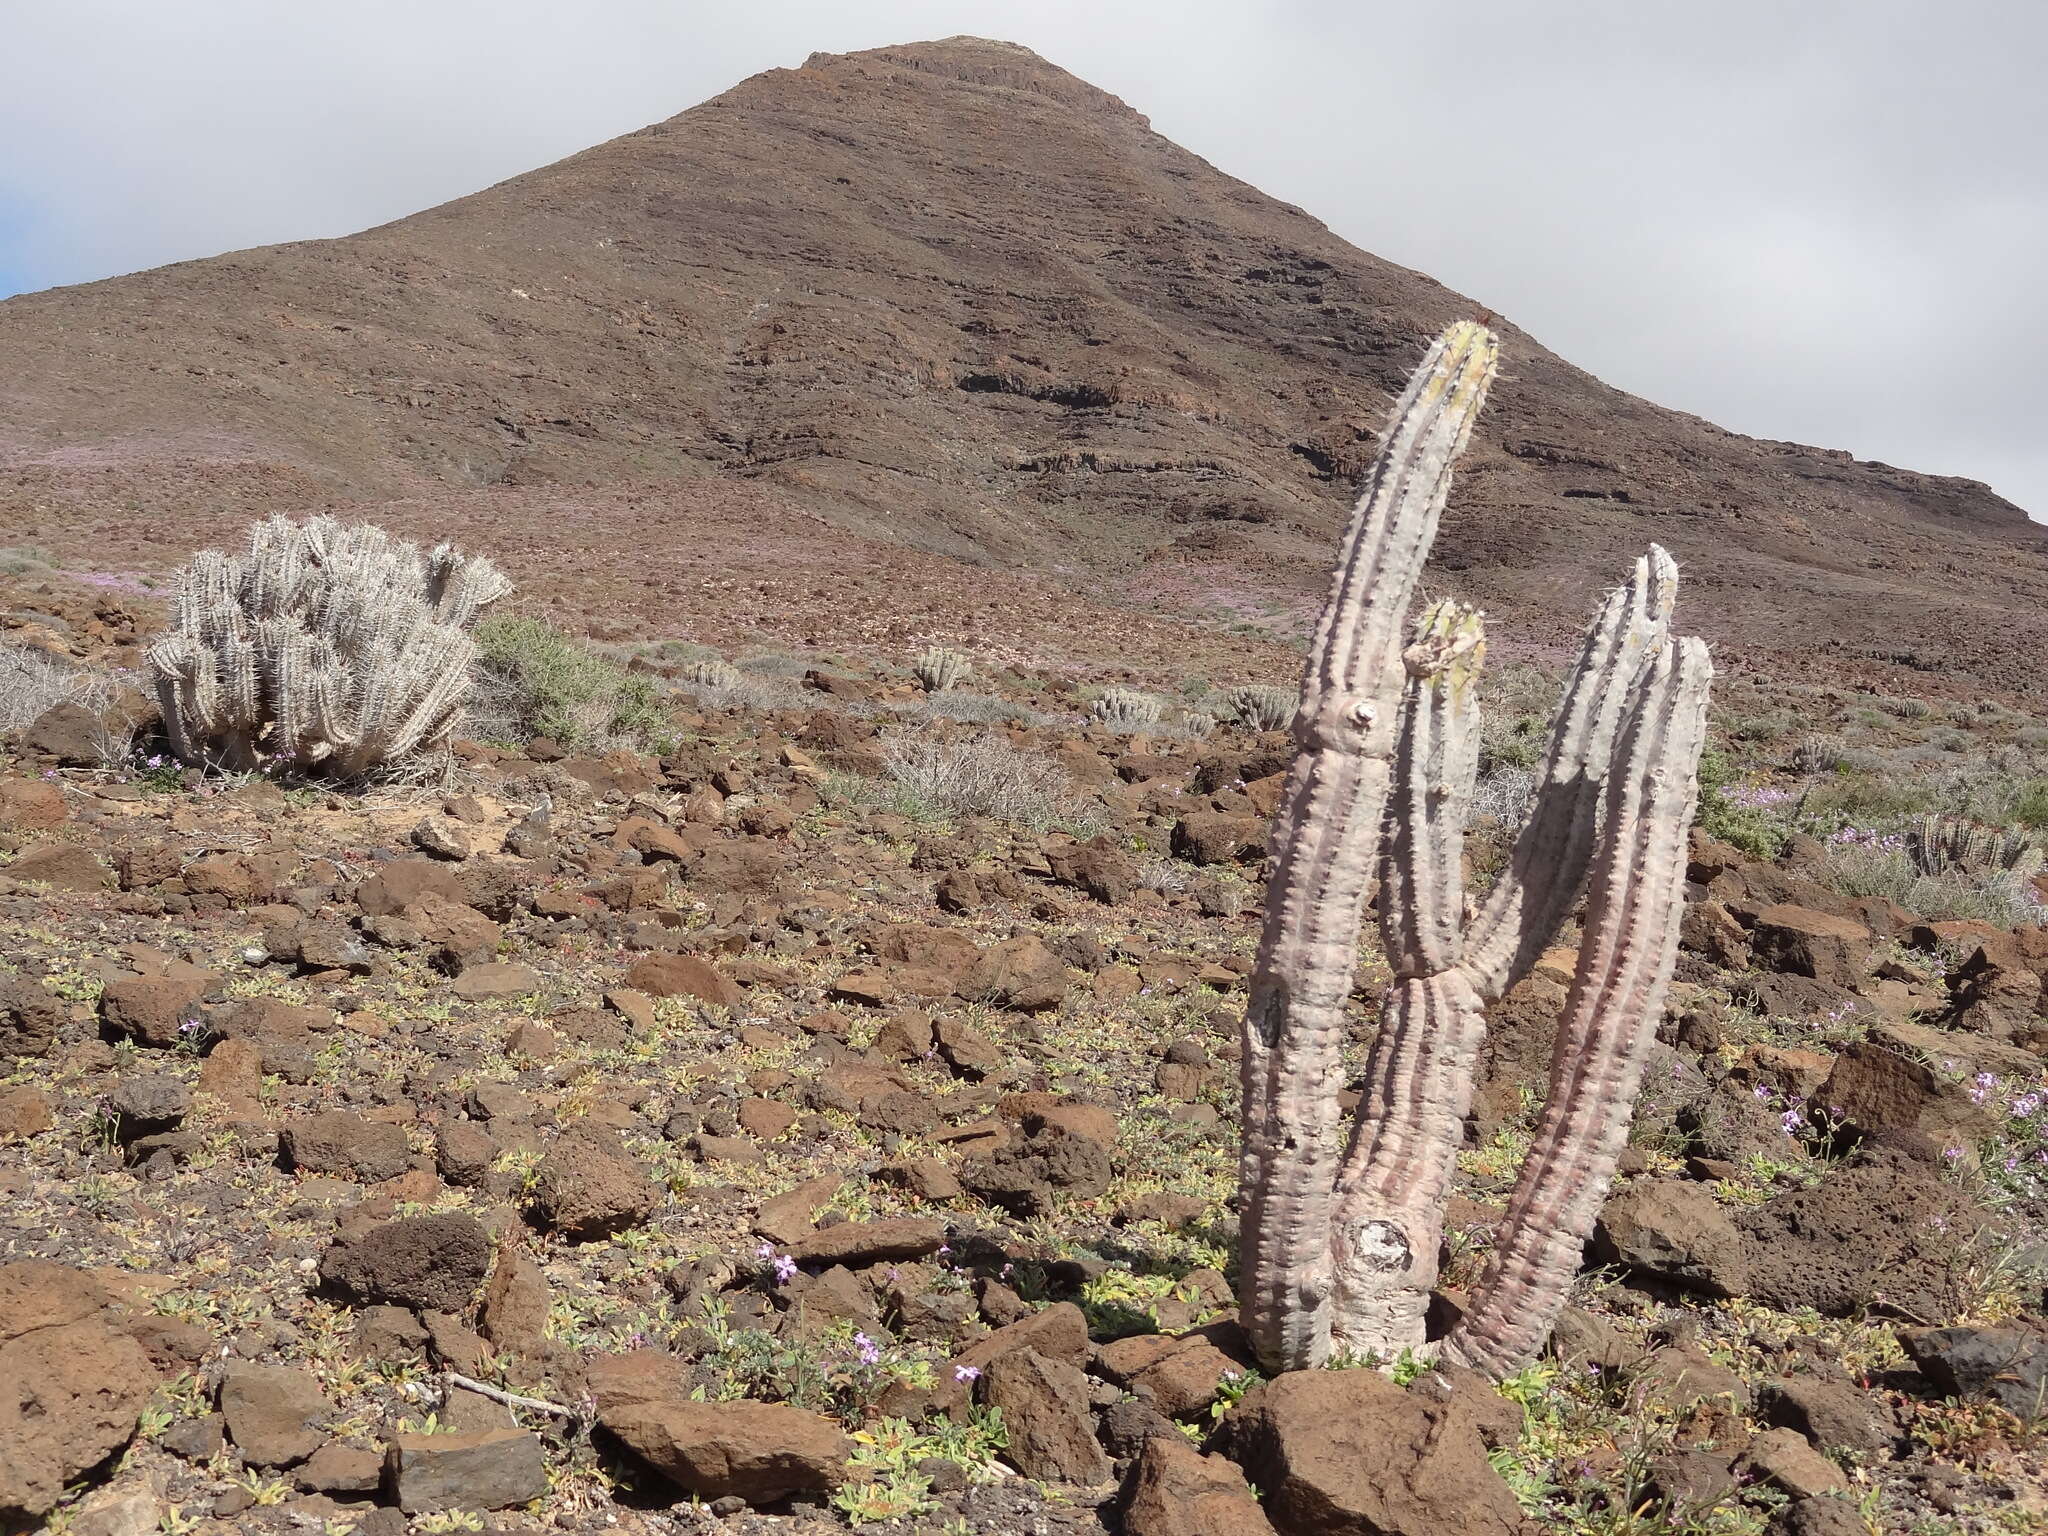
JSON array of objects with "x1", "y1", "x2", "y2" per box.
[{"x1": 2, "y1": 35, "x2": 2042, "y2": 691}]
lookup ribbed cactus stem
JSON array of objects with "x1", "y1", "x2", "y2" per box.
[
  {"x1": 1237, "y1": 322, "x2": 1498, "y2": 1373},
  {"x1": 1440, "y1": 635, "x2": 1711, "y2": 1375},
  {"x1": 914, "y1": 646, "x2": 973, "y2": 693},
  {"x1": 1322, "y1": 601, "x2": 1486, "y2": 1352},
  {"x1": 1460, "y1": 550, "x2": 1673, "y2": 997},
  {"x1": 1236, "y1": 320, "x2": 1712, "y2": 1381}
]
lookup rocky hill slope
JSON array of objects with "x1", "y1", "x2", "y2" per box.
[
  {"x1": 3, "y1": 588, "x2": 2047, "y2": 1533},
  {"x1": 2, "y1": 36, "x2": 2043, "y2": 690}
]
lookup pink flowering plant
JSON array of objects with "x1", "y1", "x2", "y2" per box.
[{"x1": 1947, "y1": 1064, "x2": 2048, "y2": 1216}]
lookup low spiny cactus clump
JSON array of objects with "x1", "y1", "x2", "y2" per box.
[
  {"x1": 912, "y1": 646, "x2": 972, "y2": 693},
  {"x1": 1225, "y1": 683, "x2": 1296, "y2": 733},
  {"x1": 1237, "y1": 322, "x2": 1711, "y2": 1379},
  {"x1": 1787, "y1": 732, "x2": 1844, "y2": 776},
  {"x1": 147, "y1": 516, "x2": 511, "y2": 778},
  {"x1": 1090, "y1": 686, "x2": 1163, "y2": 730},
  {"x1": 1907, "y1": 814, "x2": 2043, "y2": 881},
  {"x1": 684, "y1": 658, "x2": 742, "y2": 691}
]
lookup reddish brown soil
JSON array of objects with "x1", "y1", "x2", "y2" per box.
[{"x1": 1, "y1": 36, "x2": 2043, "y2": 693}]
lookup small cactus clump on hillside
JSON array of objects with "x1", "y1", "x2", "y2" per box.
[
  {"x1": 684, "y1": 657, "x2": 742, "y2": 691},
  {"x1": 1225, "y1": 683, "x2": 1297, "y2": 733},
  {"x1": 913, "y1": 646, "x2": 972, "y2": 693},
  {"x1": 1091, "y1": 686, "x2": 1163, "y2": 731},
  {"x1": 147, "y1": 516, "x2": 510, "y2": 778},
  {"x1": 1907, "y1": 814, "x2": 2043, "y2": 882},
  {"x1": 1786, "y1": 732, "x2": 1844, "y2": 776}
]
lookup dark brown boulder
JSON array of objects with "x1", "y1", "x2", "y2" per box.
[
  {"x1": 785, "y1": 1217, "x2": 946, "y2": 1268},
  {"x1": 0, "y1": 974, "x2": 61, "y2": 1059},
  {"x1": 622, "y1": 952, "x2": 744, "y2": 1008},
  {"x1": 1747, "y1": 904, "x2": 1873, "y2": 986},
  {"x1": 0, "y1": 1262, "x2": 158, "y2": 1521},
  {"x1": 1818, "y1": 1043, "x2": 1992, "y2": 1148},
  {"x1": 970, "y1": 934, "x2": 1072, "y2": 1012},
  {"x1": 319, "y1": 1213, "x2": 492, "y2": 1312},
  {"x1": 1171, "y1": 813, "x2": 1266, "y2": 867},
  {"x1": 1591, "y1": 1179, "x2": 1751, "y2": 1298},
  {"x1": 98, "y1": 974, "x2": 205, "y2": 1049},
  {"x1": 598, "y1": 1395, "x2": 849, "y2": 1503},
  {"x1": 529, "y1": 1128, "x2": 660, "y2": 1240},
  {"x1": 1046, "y1": 838, "x2": 1138, "y2": 904},
  {"x1": 1219, "y1": 1367, "x2": 1526, "y2": 1536},
  {"x1": 19, "y1": 702, "x2": 107, "y2": 765},
  {"x1": 387, "y1": 1427, "x2": 550, "y2": 1512},
  {"x1": 1737, "y1": 1148, "x2": 1986, "y2": 1319},
  {"x1": 355, "y1": 855, "x2": 469, "y2": 917},
  {"x1": 1122, "y1": 1434, "x2": 1279, "y2": 1536},
  {"x1": 280, "y1": 1111, "x2": 413, "y2": 1183},
  {"x1": 981, "y1": 1348, "x2": 1111, "y2": 1484},
  {"x1": 6, "y1": 841, "x2": 113, "y2": 891},
  {"x1": 219, "y1": 1363, "x2": 329, "y2": 1467}
]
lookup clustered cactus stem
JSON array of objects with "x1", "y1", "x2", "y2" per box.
[
  {"x1": 147, "y1": 516, "x2": 512, "y2": 778},
  {"x1": 913, "y1": 646, "x2": 973, "y2": 693},
  {"x1": 1906, "y1": 814, "x2": 2042, "y2": 882},
  {"x1": 1091, "y1": 686, "x2": 1163, "y2": 730},
  {"x1": 1236, "y1": 321, "x2": 1713, "y2": 1379},
  {"x1": 1225, "y1": 683, "x2": 1297, "y2": 733}
]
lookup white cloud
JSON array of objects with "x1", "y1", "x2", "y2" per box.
[{"x1": 0, "y1": 0, "x2": 2040, "y2": 517}]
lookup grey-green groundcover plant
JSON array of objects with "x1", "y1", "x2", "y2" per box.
[{"x1": 1236, "y1": 321, "x2": 1713, "y2": 1379}]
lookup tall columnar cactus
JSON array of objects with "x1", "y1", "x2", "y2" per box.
[
  {"x1": 147, "y1": 516, "x2": 512, "y2": 777},
  {"x1": 1237, "y1": 322, "x2": 1712, "y2": 1379}
]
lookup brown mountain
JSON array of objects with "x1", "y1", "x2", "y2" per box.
[{"x1": 2, "y1": 36, "x2": 2042, "y2": 692}]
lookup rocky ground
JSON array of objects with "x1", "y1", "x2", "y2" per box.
[{"x1": 4, "y1": 571, "x2": 2048, "y2": 1536}]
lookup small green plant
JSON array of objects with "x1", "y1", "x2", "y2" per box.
[
  {"x1": 231, "y1": 1470, "x2": 291, "y2": 1507},
  {"x1": 2010, "y1": 778, "x2": 2048, "y2": 832},
  {"x1": 472, "y1": 615, "x2": 673, "y2": 751},
  {"x1": 833, "y1": 1471, "x2": 934, "y2": 1526},
  {"x1": 131, "y1": 751, "x2": 188, "y2": 793},
  {"x1": 1692, "y1": 747, "x2": 1787, "y2": 859}
]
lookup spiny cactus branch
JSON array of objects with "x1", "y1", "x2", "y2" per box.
[
  {"x1": 1460, "y1": 550, "x2": 1673, "y2": 998},
  {"x1": 1440, "y1": 635, "x2": 1711, "y2": 1375},
  {"x1": 1237, "y1": 322, "x2": 1498, "y2": 1373}
]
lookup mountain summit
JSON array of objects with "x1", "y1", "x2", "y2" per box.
[{"x1": 2, "y1": 36, "x2": 2042, "y2": 688}]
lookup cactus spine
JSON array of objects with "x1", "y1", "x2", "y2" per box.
[
  {"x1": 1236, "y1": 322, "x2": 1712, "y2": 1379},
  {"x1": 147, "y1": 516, "x2": 511, "y2": 777}
]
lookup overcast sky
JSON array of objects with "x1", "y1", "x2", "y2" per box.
[{"x1": 2, "y1": 1, "x2": 2041, "y2": 520}]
